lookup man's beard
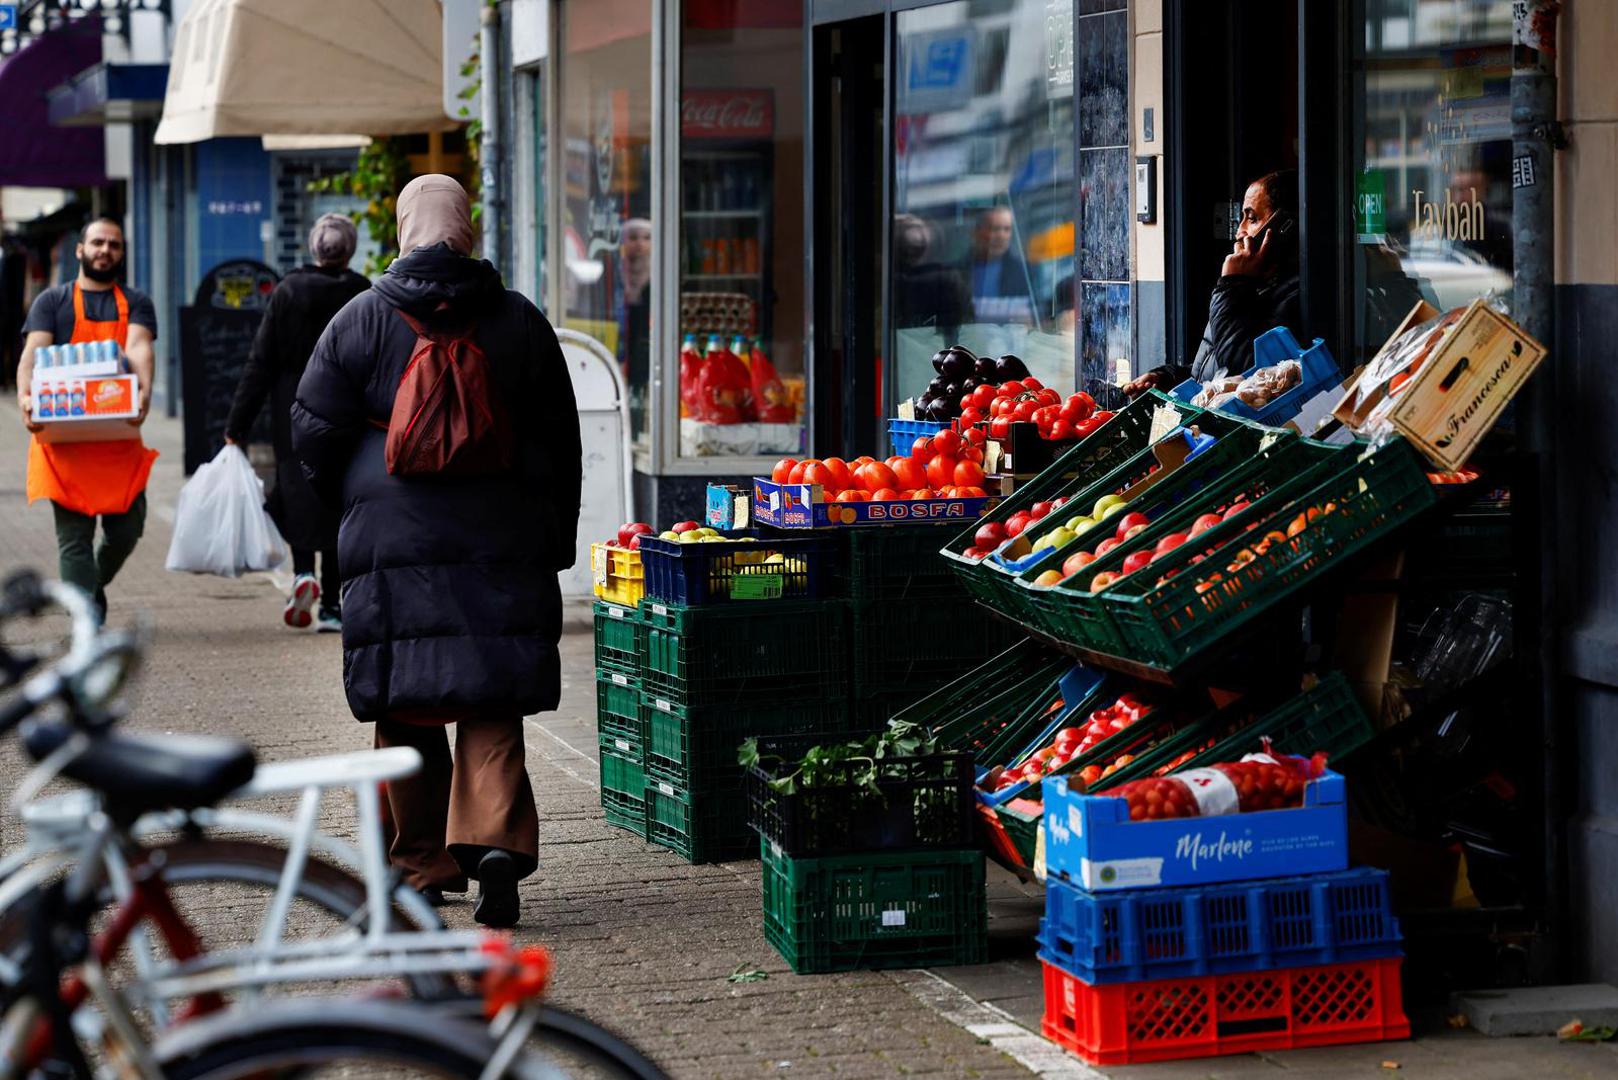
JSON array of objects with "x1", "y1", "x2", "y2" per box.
[{"x1": 82, "y1": 259, "x2": 122, "y2": 284}]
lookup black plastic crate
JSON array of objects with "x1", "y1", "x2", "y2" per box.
[
  {"x1": 639, "y1": 531, "x2": 840, "y2": 606},
  {"x1": 746, "y1": 737, "x2": 975, "y2": 857}
]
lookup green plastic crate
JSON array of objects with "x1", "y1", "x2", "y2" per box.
[
  {"x1": 645, "y1": 776, "x2": 756, "y2": 863},
  {"x1": 975, "y1": 415, "x2": 1262, "y2": 628},
  {"x1": 592, "y1": 600, "x2": 642, "y2": 676},
  {"x1": 895, "y1": 639, "x2": 1075, "y2": 761},
  {"x1": 596, "y1": 673, "x2": 642, "y2": 745},
  {"x1": 640, "y1": 599, "x2": 848, "y2": 706},
  {"x1": 939, "y1": 391, "x2": 1205, "y2": 602},
  {"x1": 843, "y1": 524, "x2": 964, "y2": 601},
  {"x1": 849, "y1": 597, "x2": 1020, "y2": 697},
  {"x1": 1027, "y1": 438, "x2": 1347, "y2": 657},
  {"x1": 1106, "y1": 437, "x2": 1437, "y2": 670},
  {"x1": 760, "y1": 840, "x2": 987, "y2": 973},
  {"x1": 599, "y1": 734, "x2": 647, "y2": 837},
  {"x1": 643, "y1": 693, "x2": 850, "y2": 789}
]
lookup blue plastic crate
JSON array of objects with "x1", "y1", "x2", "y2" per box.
[
  {"x1": 1038, "y1": 867, "x2": 1401, "y2": 984},
  {"x1": 638, "y1": 531, "x2": 838, "y2": 605},
  {"x1": 1042, "y1": 771, "x2": 1350, "y2": 891},
  {"x1": 1170, "y1": 327, "x2": 1340, "y2": 427},
  {"x1": 888, "y1": 417, "x2": 949, "y2": 457}
]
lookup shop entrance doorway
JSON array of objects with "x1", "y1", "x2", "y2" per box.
[{"x1": 808, "y1": 13, "x2": 886, "y2": 459}]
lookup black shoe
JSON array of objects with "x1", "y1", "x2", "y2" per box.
[
  {"x1": 473, "y1": 851, "x2": 520, "y2": 928},
  {"x1": 419, "y1": 886, "x2": 449, "y2": 907}
]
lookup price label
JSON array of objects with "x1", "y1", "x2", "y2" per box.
[
  {"x1": 607, "y1": 605, "x2": 626, "y2": 619},
  {"x1": 1149, "y1": 404, "x2": 1182, "y2": 444},
  {"x1": 656, "y1": 698, "x2": 673, "y2": 713},
  {"x1": 732, "y1": 574, "x2": 783, "y2": 601},
  {"x1": 881, "y1": 909, "x2": 907, "y2": 928},
  {"x1": 659, "y1": 781, "x2": 675, "y2": 796},
  {"x1": 611, "y1": 673, "x2": 629, "y2": 686},
  {"x1": 651, "y1": 603, "x2": 669, "y2": 617},
  {"x1": 615, "y1": 738, "x2": 631, "y2": 752}
]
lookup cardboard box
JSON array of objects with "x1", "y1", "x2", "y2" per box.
[
  {"x1": 1041, "y1": 771, "x2": 1350, "y2": 891},
  {"x1": 705, "y1": 484, "x2": 751, "y2": 530},
  {"x1": 33, "y1": 374, "x2": 140, "y2": 443},
  {"x1": 1334, "y1": 299, "x2": 1547, "y2": 470},
  {"x1": 751, "y1": 477, "x2": 993, "y2": 528}
]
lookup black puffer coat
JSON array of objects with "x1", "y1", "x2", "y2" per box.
[
  {"x1": 1189, "y1": 272, "x2": 1304, "y2": 383},
  {"x1": 290, "y1": 245, "x2": 582, "y2": 722},
  {"x1": 226, "y1": 264, "x2": 370, "y2": 550}
]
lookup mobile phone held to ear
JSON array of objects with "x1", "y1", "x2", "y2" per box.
[{"x1": 1251, "y1": 210, "x2": 1296, "y2": 249}]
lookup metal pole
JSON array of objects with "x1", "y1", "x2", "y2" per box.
[
  {"x1": 480, "y1": 1, "x2": 504, "y2": 272},
  {"x1": 1511, "y1": 0, "x2": 1563, "y2": 981}
]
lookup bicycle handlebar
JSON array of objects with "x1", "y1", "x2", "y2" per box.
[{"x1": 0, "y1": 575, "x2": 133, "y2": 738}]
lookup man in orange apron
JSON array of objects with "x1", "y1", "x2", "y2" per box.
[{"x1": 15, "y1": 218, "x2": 158, "y2": 623}]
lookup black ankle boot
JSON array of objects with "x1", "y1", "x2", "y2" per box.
[{"x1": 473, "y1": 850, "x2": 520, "y2": 928}]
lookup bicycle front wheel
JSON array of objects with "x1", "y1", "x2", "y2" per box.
[{"x1": 156, "y1": 998, "x2": 565, "y2": 1079}]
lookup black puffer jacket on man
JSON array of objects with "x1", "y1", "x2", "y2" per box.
[{"x1": 290, "y1": 244, "x2": 582, "y2": 722}]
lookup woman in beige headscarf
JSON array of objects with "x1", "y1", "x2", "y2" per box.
[{"x1": 292, "y1": 175, "x2": 583, "y2": 928}]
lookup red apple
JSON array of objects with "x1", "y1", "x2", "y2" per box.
[
  {"x1": 1190, "y1": 513, "x2": 1223, "y2": 536},
  {"x1": 1062, "y1": 550, "x2": 1096, "y2": 578},
  {"x1": 975, "y1": 522, "x2": 1008, "y2": 549},
  {"x1": 1155, "y1": 532, "x2": 1189, "y2": 553},
  {"x1": 1090, "y1": 571, "x2": 1119, "y2": 592},
  {"x1": 1223, "y1": 501, "x2": 1250, "y2": 521},
  {"x1": 618, "y1": 522, "x2": 654, "y2": 547},
  {"x1": 1095, "y1": 537, "x2": 1121, "y2": 556},
  {"x1": 1114, "y1": 512, "x2": 1151, "y2": 540},
  {"x1": 1123, "y1": 524, "x2": 1148, "y2": 541},
  {"x1": 672, "y1": 521, "x2": 701, "y2": 534},
  {"x1": 1121, "y1": 550, "x2": 1153, "y2": 576},
  {"x1": 1030, "y1": 501, "x2": 1055, "y2": 520},
  {"x1": 1005, "y1": 511, "x2": 1034, "y2": 538}
]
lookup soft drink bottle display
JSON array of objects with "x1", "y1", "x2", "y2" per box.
[
  {"x1": 53, "y1": 384, "x2": 69, "y2": 415},
  {"x1": 70, "y1": 383, "x2": 85, "y2": 415},
  {"x1": 36, "y1": 382, "x2": 52, "y2": 418},
  {"x1": 748, "y1": 338, "x2": 795, "y2": 422}
]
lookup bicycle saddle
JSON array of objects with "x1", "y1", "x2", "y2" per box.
[{"x1": 22, "y1": 722, "x2": 257, "y2": 812}]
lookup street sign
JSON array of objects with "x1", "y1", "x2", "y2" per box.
[{"x1": 0, "y1": 5, "x2": 18, "y2": 32}]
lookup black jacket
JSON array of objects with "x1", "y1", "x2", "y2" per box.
[
  {"x1": 1188, "y1": 272, "x2": 1304, "y2": 384},
  {"x1": 290, "y1": 245, "x2": 583, "y2": 722},
  {"x1": 226, "y1": 265, "x2": 370, "y2": 550}
]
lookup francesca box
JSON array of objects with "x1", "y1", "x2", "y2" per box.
[
  {"x1": 1334, "y1": 299, "x2": 1546, "y2": 470},
  {"x1": 33, "y1": 374, "x2": 141, "y2": 443},
  {"x1": 1041, "y1": 771, "x2": 1349, "y2": 891}
]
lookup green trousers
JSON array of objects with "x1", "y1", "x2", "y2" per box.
[{"x1": 51, "y1": 493, "x2": 147, "y2": 613}]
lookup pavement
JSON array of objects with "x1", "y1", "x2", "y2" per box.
[{"x1": 3, "y1": 406, "x2": 1616, "y2": 1079}]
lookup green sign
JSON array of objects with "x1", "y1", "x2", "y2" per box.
[
  {"x1": 1356, "y1": 169, "x2": 1386, "y2": 244},
  {"x1": 732, "y1": 574, "x2": 784, "y2": 601}
]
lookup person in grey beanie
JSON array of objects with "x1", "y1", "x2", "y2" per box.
[{"x1": 226, "y1": 213, "x2": 369, "y2": 631}]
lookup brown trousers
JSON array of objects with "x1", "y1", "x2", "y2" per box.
[{"x1": 374, "y1": 714, "x2": 539, "y2": 891}]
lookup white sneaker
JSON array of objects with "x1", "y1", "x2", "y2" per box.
[{"x1": 284, "y1": 574, "x2": 320, "y2": 629}]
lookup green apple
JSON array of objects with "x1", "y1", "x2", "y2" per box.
[
  {"x1": 1100, "y1": 502, "x2": 1128, "y2": 520},
  {"x1": 659, "y1": 531, "x2": 680, "y2": 540},
  {"x1": 699, "y1": 534, "x2": 727, "y2": 542},
  {"x1": 1092, "y1": 494, "x2": 1126, "y2": 519},
  {"x1": 676, "y1": 532, "x2": 704, "y2": 544},
  {"x1": 1032, "y1": 532, "x2": 1057, "y2": 553},
  {"x1": 1065, "y1": 515, "x2": 1094, "y2": 533},
  {"x1": 1043, "y1": 526, "x2": 1077, "y2": 550}
]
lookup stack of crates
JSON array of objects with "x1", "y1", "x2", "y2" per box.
[
  {"x1": 746, "y1": 739, "x2": 987, "y2": 974},
  {"x1": 1036, "y1": 775, "x2": 1410, "y2": 1065},
  {"x1": 843, "y1": 525, "x2": 1020, "y2": 730},
  {"x1": 593, "y1": 601, "x2": 647, "y2": 837}
]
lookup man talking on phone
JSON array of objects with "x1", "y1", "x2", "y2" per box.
[{"x1": 1125, "y1": 170, "x2": 1304, "y2": 395}]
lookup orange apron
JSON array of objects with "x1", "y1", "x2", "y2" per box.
[{"x1": 25, "y1": 284, "x2": 158, "y2": 516}]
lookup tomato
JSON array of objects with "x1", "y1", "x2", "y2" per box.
[
  {"x1": 852, "y1": 455, "x2": 876, "y2": 468},
  {"x1": 885, "y1": 455, "x2": 910, "y2": 473},
  {"x1": 770, "y1": 458, "x2": 798, "y2": 484},
  {"x1": 925, "y1": 454, "x2": 957, "y2": 490},
  {"x1": 958, "y1": 485, "x2": 988, "y2": 498},
  {"x1": 1021, "y1": 376, "x2": 1043, "y2": 391},
  {"x1": 1000, "y1": 380, "x2": 1026, "y2": 396},
  {"x1": 834, "y1": 489, "x2": 870, "y2": 503},
  {"x1": 909, "y1": 488, "x2": 937, "y2": 500},
  {"x1": 1036, "y1": 387, "x2": 1062, "y2": 407},
  {"x1": 859, "y1": 462, "x2": 900, "y2": 493},
  {"x1": 822, "y1": 457, "x2": 853, "y2": 490},
  {"x1": 970, "y1": 384, "x2": 998, "y2": 411},
  {"x1": 960, "y1": 445, "x2": 985, "y2": 466},
  {"x1": 892, "y1": 457, "x2": 928, "y2": 491},
  {"x1": 988, "y1": 416, "x2": 1013, "y2": 440},
  {"x1": 800, "y1": 461, "x2": 839, "y2": 494},
  {"x1": 1012, "y1": 400, "x2": 1038, "y2": 423},
  {"x1": 910, "y1": 436, "x2": 935, "y2": 463},
  {"x1": 959, "y1": 406, "x2": 985, "y2": 429},
  {"x1": 1049, "y1": 419, "x2": 1075, "y2": 441},
  {"x1": 870, "y1": 487, "x2": 903, "y2": 501},
  {"x1": 788, "y1": 459, "x2": 816, "y2": 485},
  {"x1": 964, "y1": 425, "x2": 987, "y2": 447},
  {"x1": 932, "y1": 428, "x2": 963, "y2": 456},
  {"x1": 954, "y1": 460, "x2": 986, "y2": 488}
]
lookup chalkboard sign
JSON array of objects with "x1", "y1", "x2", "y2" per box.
[{"x1": 179, "y1": 260, "x2": 279, "y2": 474}]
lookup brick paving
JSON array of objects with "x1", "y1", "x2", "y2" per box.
[{"x1": 3, "y1": 405, "x2": 1611, "y2": 1080}]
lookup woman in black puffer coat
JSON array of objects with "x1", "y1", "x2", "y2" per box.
[{"x1": 291, "y1": 175, "x2": 581, "y2": 927}]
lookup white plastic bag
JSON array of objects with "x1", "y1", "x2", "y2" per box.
[{"x1": 165, "y1": 444, "x2": 287, "y2": 577}]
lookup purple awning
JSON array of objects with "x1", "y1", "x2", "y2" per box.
[{"x1": 0, "y1": 22, "x2": 105, "y2": 188}]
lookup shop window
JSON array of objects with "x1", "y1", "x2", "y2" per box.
[
  {"x1": 675, "y1": 0, "x2": 806, "y2": 460},
  {"x1": 557, "y1": 0, "x2": 655, "y2": 446},
  {"x1": 890, "y1": 0, "x2": 1077, "y2": 408},
  {"x1": 1352, "y1": 0, "x2": 1513, "y2": 361}
]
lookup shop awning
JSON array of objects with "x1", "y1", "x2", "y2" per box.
[
  {"x1": 153, "y1": 0, "x2": 457, "y2": 146},
  {"x1": 48, "y1": 62, "x2": 169, "y2": 127},
  {"x1": 0, "y1": 24, "x2": 106, "y2": 188}
]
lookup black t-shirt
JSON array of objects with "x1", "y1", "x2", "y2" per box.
[{"x1": 22, "y1": 282, "x2": 158, "y2": 344}]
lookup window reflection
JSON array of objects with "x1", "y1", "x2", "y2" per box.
[{"x1": 892, "y1": 0, "x2": 1077, "y2": 405}]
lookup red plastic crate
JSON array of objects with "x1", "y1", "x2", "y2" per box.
[{"x1": 1040, "y1": 957, "x2": 1409, "y2": 1065}]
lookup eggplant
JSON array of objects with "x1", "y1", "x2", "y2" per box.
[
  {"x1": 940, "y1": 352, "x2": 973, "y2": 380},
  {"x1": 943, "y1": 381, "x2": 962, "y2": 399},
  {"x1": 974, "y1": 355, "x2": 998, "y2": 380},
  {"x1": 996, "y1": 353, "x2": 1030, "y2": 379},
  {"x1": 931, "y1": 348, "x2": 951, "y2": 374},
  {"x1": 960, "y1": 376, "x2": 980, "y2": 393},
  {"x1": 927, "y1": 374, "x2": 948, "y2": 395}
]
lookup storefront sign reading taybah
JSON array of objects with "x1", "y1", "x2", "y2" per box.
[{"x1": 1356, "y1": 169, "x2": 1386, "y2": 244}]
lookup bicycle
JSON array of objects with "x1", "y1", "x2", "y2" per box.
[{"x1": 0, "y1": 572, "x2": 664, "y2": 1079}]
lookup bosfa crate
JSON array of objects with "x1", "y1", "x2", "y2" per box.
[
  {"x1": 760, "y1": 840, "x2": 987, "y2": 974},
  {"x1": 752, "y1": 477, "x2": 993, "y2": 529},
  {"x1": 1038, "y1": 867, "x2": 1401, "y2": 985},
  {"x1": 1040, "y1": 957, "x2": 1409, "y2": 1065},
  {"x1": 1041, "y1": 771, "x2": 1349, "y2": 892}
]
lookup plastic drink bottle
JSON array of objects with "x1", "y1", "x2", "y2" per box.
[{"x1": 70, "y1": 384, "x2": 85, "y2": 415}]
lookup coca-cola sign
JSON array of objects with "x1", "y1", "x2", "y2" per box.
[{"x1": 682, "y1": 90, "x2": 774, "y2": 140}]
